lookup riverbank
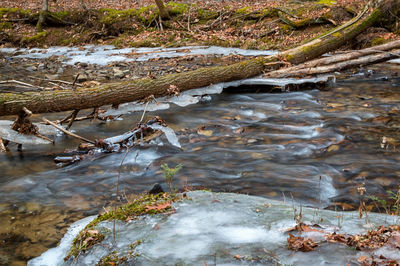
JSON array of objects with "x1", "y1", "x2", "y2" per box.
[{"x1": 1, "y1": 0, "x2": 399, "y2": 49}]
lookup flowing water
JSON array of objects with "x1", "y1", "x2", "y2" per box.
[{"x1": 0, "y1": 47, "x2": 400, "y2": 264}]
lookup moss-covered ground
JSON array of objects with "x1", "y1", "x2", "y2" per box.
[
  {"x1": 0, "y1": 0, "x2": 398, "y2": 49},
  {"x1": 65, "y1": 192, "x2": 181, "y2": 260}
]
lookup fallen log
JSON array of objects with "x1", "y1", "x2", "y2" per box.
[
  {"x1": 265, "y1": 40, "x2": 400, "y2": 77},
  {"x1": 272, "y1": 49, "x2": 400, "y2": 77},
  {"x1": 264, "y1": 41, "x2": 400, "y2": 78},
  {"x1": 0, "y1": 0, "x2": 397, "y2": 117}
]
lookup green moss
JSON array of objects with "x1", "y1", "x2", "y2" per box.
[
  {"x1": 134, "y1": 5, "x2": 158, "y2": 24},
  {"x1": 197, "y1": 9, "x2": 218, "y2": 21},
  {"x1": 51, "y1": 11, "x2": 71, "y2": 20},
  {"x1": 66, "y1": 193, "x2": 181, "y2": 260},
  {"x1": 0, "y1": 22, "x2": 12, "y2": 29},
  {"x1": 100, "y1": 8, "x2": 137, "y2": 25},
  {"x1": 167, "y1": 2, "x2": 188, "y2": 16},
  {"x1": 97, "y1": 251, "x2": 128, "y2": 266},
  {"x1": 370, "y1": 37, "x2": 387, "y2": 46},
  {"x1": 20, "y1": 31, "x2": 47, "y2": 45},
  {"x1": 67, "y1": 229, "x2": 105, "y2": 260},
  {"x1": 0, "y1": 8, "x2": 31, "y2": 17},
  {"x1": 96, "y1": 240, "x2": 142, "y2": 266},
  {"x1": 317, "y1": 0, "x2": 337, "y2": 6},
  {"x1": 261, "y1": 8, "x2": 279, "y2": 18},
  {"x1": 236, "y1": 6, "x2": 251, "y2": 15}
]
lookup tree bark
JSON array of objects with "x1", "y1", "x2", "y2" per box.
[
  {"x1": 271, "y1": 49, "x2": 400, "y2": 77},
  {"x1": 36, "y1": 0, "x2": 49, "y2": 31},
  {"x1": 0, "y1": 0, "x2": 395, "y2": 117},
  {"x1": 265, "y1": 40, "x2": 400, "y2": 77},
  {"x1": 154, "y1": 0, "x2": 170, "y2": 20}
]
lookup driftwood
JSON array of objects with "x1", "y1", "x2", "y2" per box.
[
  {"x1": 272, "y1": 49, "x2": 399, "y2": 77},
  {"x1": 265, "y1": 40, "x2": 400, "y2": 77},
  {"x1": 53, "y1": 116, "x2": 167, "y2": 165},
  {"x1": 0, "y1": 0, "x2": 397, "y2": 117}
]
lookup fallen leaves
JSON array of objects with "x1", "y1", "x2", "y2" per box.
[
  {"x1": 286, "y1": 223, "x2": 400, "y2": 260},
  {"x1": 287, "y1": 233, "x2": 319, "y2": 252},
  {"x1": 285, "y1": 222, "x2": 324, "y2": 233},
  {"x1": 145, "y1": 201, "x2": 172, "y2": 212}
]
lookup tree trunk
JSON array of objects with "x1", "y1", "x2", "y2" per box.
[
  {"x1": 154, "y1": 0, "x2": 170, "y2": 20},
  {"x1": 36, "y1": 0, "x2": 49, "y2": 31},
  {"x1": 0, "y1": 0, "x2": 395, "y2": 117}
]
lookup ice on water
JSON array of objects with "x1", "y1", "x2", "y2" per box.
[
  {"x1": 0, "y1": 120, "x2": 57, "y2": 145},
  {"x1": 149, "y1": 124, "x2": 181, "y2": 148},
  {"x1": 30, "y1": 191, "x2": 400, "y2": 266}
]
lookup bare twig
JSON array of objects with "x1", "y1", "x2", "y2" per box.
[
  {"x1": 42, "y1": 117, "x2": 95, "y2": 144},
  {"x1": 159, "y1": 16, "x2": 164, "y2": 31},
  {"x1": 139, "y1": 102, "x2": 149, "y2": 124},
  {"x1": 113, "y1": 146, "x2": 130, "y2": 244},
  {"x1": 34, "y1": 133, "x2": 54, "y2": 144},
  {"x1": 48, "y1": 81, "x2": 69, "y2": 90},
  {"x1": 72, "y1": 74, "x2": 80, "y2": 90},
  {"x1": 66, "y1": 110, "x2": 80, "y2": 130},
  {"x1": 28, "y1": 76, "x2": 83, "y2": 87},
  {"x1": 0, "y1": 79, "x2": 44, "y2": 90},
  {"x1": 187, "y1": 3, "x2": 193, "y2": 32}
]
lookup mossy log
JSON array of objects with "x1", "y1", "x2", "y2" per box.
[{"x1": 0, "y1": 0, "x2": 395, "y2": 117}]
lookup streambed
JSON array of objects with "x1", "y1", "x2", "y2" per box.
[{"x1": 0, "y1": 46, "x2": 400, "y2": 264}]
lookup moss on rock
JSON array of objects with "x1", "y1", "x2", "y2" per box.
[{"x1": 65, "y1": 193, "x2": 181, "y2": 260}]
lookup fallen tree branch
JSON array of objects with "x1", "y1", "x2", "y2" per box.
[
  {"x1": 265, "y1": 40, "x2": 400, "y2": 77},
  {"x1": 275, "y1": 49, "x2": 400, "y2": 77},
  {"x1": 0, "y1": 0, "x2": 395, "y2": 117},
  {"x1": 42, "y1": 117, "x2": 95, "y2": 144}
]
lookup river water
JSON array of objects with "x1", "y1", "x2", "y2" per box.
[{"x1": 0, "y1": 47, "x2": 400, "y2": 264}]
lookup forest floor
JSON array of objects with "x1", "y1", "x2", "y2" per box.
[{"x1": 1, "y1": 0, "x2": 399, "y2": 50}]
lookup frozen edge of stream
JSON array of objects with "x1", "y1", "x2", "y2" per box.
[
  {"x1": 0, "y1": 45, "x2": 278, "y2": 65},
  {"x1": 29, "y1": 191, "x2": 400, "y2": 266},
  {"x1": 1, "y1": 45, "x2": 399, "y2": 66}
]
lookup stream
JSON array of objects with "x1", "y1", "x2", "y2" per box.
[{"x1": 0, "y1": 46, "x2": 400, "y2": 264}]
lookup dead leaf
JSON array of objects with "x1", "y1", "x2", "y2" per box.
[
  {"x1": 145, "y1": 202, "x2": 171, "y2": 212},
  {"x1": 197, "y1": 129, "x2": 213, "y2": 136},
  {"x1": 287, "y1": 233, "x2": 319, "y2": 252}
]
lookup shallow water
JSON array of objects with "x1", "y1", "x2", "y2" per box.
[
  {"x1": 1, "y1": 71, "x2": 399, "y2": 209},
  {"x1": 0, "y1": 47, "x2": 400, "y2": 263}
]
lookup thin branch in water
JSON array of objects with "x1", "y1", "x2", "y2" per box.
[
  {"x1": 66, "y1": 110, "x2": 80, "y2": 130},
  {"x1": 139, "y1": 101, "x2": 149, "y2": 124},
  {"x1": 113, "y1": 146, "x2": 130, "y2": 244},
  {"x1": 42, "y1": 117, "x2": 95, "y2": 144}
]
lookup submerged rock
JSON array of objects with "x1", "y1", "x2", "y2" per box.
[{"x1": 29, "y1": 191, "x2": 400, "y2": 266}]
